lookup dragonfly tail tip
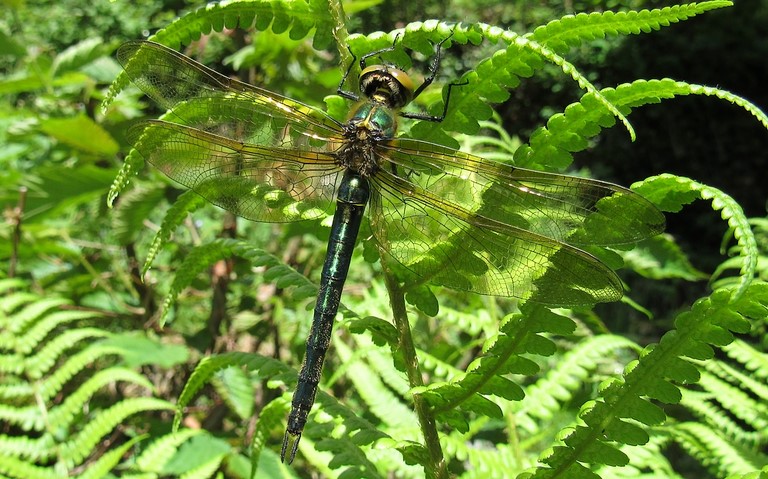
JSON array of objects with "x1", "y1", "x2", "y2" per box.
[{"x1": 281, "y1": 430, "x2": 301, "y2": 464}]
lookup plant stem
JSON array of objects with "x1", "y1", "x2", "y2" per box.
[
  {"x1": 327, "y1": 0, "x2": 351, "y2": 66},
  {"x1": 381, "y1": 257, "x2": 448, "y2": 479}
]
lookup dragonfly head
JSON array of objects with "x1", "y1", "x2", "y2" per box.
[{"x1": 359, "y1": 64, "x2": 414, "y2": 109}]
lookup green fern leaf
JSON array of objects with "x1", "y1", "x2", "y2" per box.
[
  {"x1": 106, "y1": 148, "x2": 145, "y2": 208},
  {"x1": 9, "y1": 309, "x2": 95, "y2": 355},
  {"x1": 335, "y1": 336, "x2": 416, "y2": 429},
  {"x1": 141, "y1": 189, "x2": 208, "y2": 275},
  {"x1": 48, "y1": 368, "x2": 154, "y2": 430},
  {"x1": 634, "y1": 174, "x2": 757, "y2": 301},
  {"x1": 671, "y1": 422, "x2": 767, "y2": 477},
  {"x1": 102, "y1": 0, "x2": 333, "y2": 111},
  {"x1": 74, "y1": 436, "x2": 144, "y2": 479},
  {"x1": 174, "y1": 352, "x2": 292, "y2": 431},
  {"x1": 159, "y1": 239, "x2": 312, "y2": 324},
  {"x1": 23, "y1": 328, "x2": 111, "y2": 379},
  {"x1": 212, "y1": 366, "x2": 254, "y2": 420},
  {"x1": 529, "y1": 283, "x2": 758, "y2": 478},
  {"x1": 531, "y1": 1, "x2": 734, "y2": 55},
  {"x1": 134, "y1": 429, "x2": 203, "y2": 473},
  {"x1": 722, "y1": 338, "x2": 768, "y2": 380},
  {"x1": 0, "y1": 454, "x2": 62, "y2": 479},
  {"x1": 58, "y1": 397, "x2": 174, "y2": 467},
  {"x1": 516, "y1": 335, "x2": 641, "y2": 434}
]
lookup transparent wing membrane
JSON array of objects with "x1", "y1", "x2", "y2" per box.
[{"x1": 119, "y1": 40, "x2": 664, "y2": 303}]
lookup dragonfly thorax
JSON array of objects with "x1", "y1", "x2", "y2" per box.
[
  {"x1": 359, "y1": 65, "x2": 414, "y2": 109},
  {"x1": 338, "y1": 102, "x2": 397, "y2": 177}
]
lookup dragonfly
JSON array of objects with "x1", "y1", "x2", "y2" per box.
[{"x1": 115, "y1": 37, "x2": 665, "y2": 463}]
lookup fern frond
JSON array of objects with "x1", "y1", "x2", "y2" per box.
[
  {"x1": 514, "y1": 79, "x2": 767, "y2": 173},
  {"x1": 635, "y1": 174, "x2": 757, "y2": 301},
  {"x1": 250, "y1": 397, "x2": 290, "y2": 470},
  {"x1": 106, "y1": 148, "x2": 145, "y2": 208},
  {"x1": 177, "y1": 453, "x2": 225, "y2": 479},
  {"x1": 0, "y1": 454, "x2": 62, "y2": 479},
  {"x1": 698, "y1": 369, "x2": 768, "y2": 434},
  {"x1": 58, "y1": 397, "x2": 174, "y2": 468},
  {"x1": 516, "y1": 334, "x2": 642, "y2": 434},
  {"x1": 174, "y1": 351, "x2": 292, "y2": 431},
  {"x1": 670, "y1": 422, "x2": 767, "y2": 477},
  {"x1": 134, "y1": 429, "x2": 203, "y2": 473},
  {"x1": 8, "y1": 309, "x2": 97, "y2": 355},
  {"x1": 530, "y1": 1, "x2": 734, "y2": 54},
  {"x1": 361, "y1": 21, "x2": 635, "y2": 147},
  {"x1": 441, "y1": 434, "x2": 520, "y2": 479},
  {"x1": 419, "y1": 305, "x2": 573, "y2": 432},
  {"x1": 527, "y1": 283, "x2": 759, "y2": 478},
  {"x1": 334, "y1": 335, "x2": 416, "y2": 429},
  {"x1": 142, "y1": 189, "x2": 207, "y2": 275},
  {"x1": 722, "y1": 339, "x2": 768, "y2": 380},
  {"x1": 101, "y1": 0, "x2": 333, "y2": 111},
  {"x1": 212, "y1": 365, "x2": 254, "y2": 420},
  {"x1": 701, "y1": 347, "x2": 768, "y2": 412},
  {"x1": 23, "y1": 328, "x2": 111, "y2": 379},
  {"x1": 681, "y1": 389, "x2": 764, "y2": 447},
  {"x1": 73, "y1": 436, "x2": 144, "y2": 479},
  {"x1": 49, "y1": 368, "x2": 154, "y2": 430},
  {"x1": 2, "y1": 296, "x2": 69, "y2": 335},
  {"x1": 159, "y1": 238, "x2": 314, "y2": 324},
  {"x1": 34, "y1": 344, "x2": 125, "y2": 401},
  {"x1": 0, "y1": 368, "x2": 149, "y2": 432}
]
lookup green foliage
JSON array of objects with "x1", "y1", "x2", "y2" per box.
[{"x1": 2, "y1": 0, "x2": 767, "y2": 478}]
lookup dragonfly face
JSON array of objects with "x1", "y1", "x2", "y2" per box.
[{"x1": 115, "y1": 38, "x2": 665, "y2": 464}]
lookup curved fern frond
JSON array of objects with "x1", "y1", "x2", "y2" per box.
[
  {"x1": 101, "y1": 0, "x2": 334, "y2": 111},
  {"x1": 23, "y1": 328, "x2": 111, "y2": 379},
  {"x1": 514, "y1": 79, "x2": 768, "y2": 172},
  {"x1": 530, "y1": 1, "x2": 734, "y2": 54},
  {"x1": 174, "y1": 351, "x2": 293, "y2": 431},
  {"x1": 159, "y1": 238, "x2": 315, "y2": 324},
  {"x1": 634, "y1": 174, "x2": 757, "y2": 301},
  {"x1": 0, "y1": 368, "x2": 150, "y2": 431},
  {"x1": 721, "y1": 339, "x2": 768, "y2": 380},
  {"x1": 0, "y1": 454, "x2": 62, "y2": 479},
  {"x1": 418, "y1": 305, "x2": 575, "y2": 432}
]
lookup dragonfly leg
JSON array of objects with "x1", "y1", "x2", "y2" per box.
[
  {"x1": 401, "y1": 30, "x2": 468, "y2": 122},
  {"x1": 410, "y1": 32, "x2": 454, "y2": 101}
]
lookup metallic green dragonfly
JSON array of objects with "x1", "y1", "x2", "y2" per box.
[{"x1": 116, "y1": 38, "x2": 664, "y2": 463}]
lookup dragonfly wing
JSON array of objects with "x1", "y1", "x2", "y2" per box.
[
  {"x1": 380, "y1": 139, "x2": 665, "y2": 246},
  {"x1": 117, "y1": 41, "x2": 344, "y2": 142},
  {"x1": 369, "y1": 170, "x2": 623, "y2": 305},
  {"x1": 128, "y1": 120, "x2": 342, "y2": 222}
]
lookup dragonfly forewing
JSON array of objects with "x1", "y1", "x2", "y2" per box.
[
  {"x1": 117, "y1": 41, "x2": 344, "y2": 143},
  {"x1": 127, "y1": 120, "x2": 342, "y2": 223}
]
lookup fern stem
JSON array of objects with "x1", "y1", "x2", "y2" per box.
[
  {"x1": 327, "y1": 0, "x2": 351, "y2": 68},
  {"x1": 380, "y1": 257, "x2": 448, "y2": 479}
]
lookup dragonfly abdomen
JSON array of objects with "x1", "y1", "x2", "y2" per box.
[{"x1": 282, "y1": 171, "x2": 370, "y2": 462}]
